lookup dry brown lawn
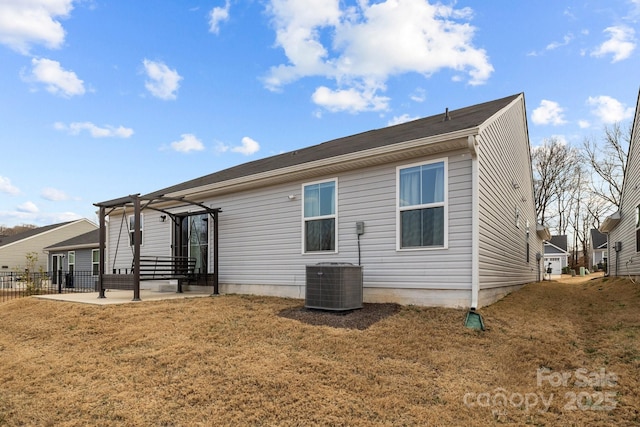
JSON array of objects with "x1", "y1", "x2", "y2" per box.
[{"x1": 0, "y1": 276, "x2": 638, "y2": 426}]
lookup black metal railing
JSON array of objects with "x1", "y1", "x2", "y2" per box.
[{"x1": 0, "y1": 271, "x2": 98, "y2": 303}]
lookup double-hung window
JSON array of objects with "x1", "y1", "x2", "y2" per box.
[
  {"x1": 128, "y1": 214, "x2": 144, "y2": 247},
  {"x1": 68, "y1": 251, "x2": 75, "y2": 274},
  {"x1": 636, "y1": 204, "x2": 640, "y2": 253},
  {"x1": 398, "y1": 159, "x2": 447, "y2": 249},
  {"x1": 303, "y1": 179, "x2": 337, "y2": 252},
  {"x1": 92, "y1": 249, "x2": 100, "y2": 276}
]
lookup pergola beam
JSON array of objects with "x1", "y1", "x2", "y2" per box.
[{"x1": 94, "y1": 193, "x2": 221, "y2": 300}]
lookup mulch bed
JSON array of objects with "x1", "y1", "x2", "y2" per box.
[{"x1": 278, "y1": 302, "x2": 401, "y2": 330}]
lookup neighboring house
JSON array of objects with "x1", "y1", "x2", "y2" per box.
[
  {"x1": 96, "y1": 93, "x2": 549, "y2": 308},
  {"x1": 0, "y1": 219, "x2": 98, "y2": 273},
  {"x1": 601, "y1": 89, "x2": 640, "y2": 280},
  {"x1": 590, "y1": 229, "x2": 608, "y2": 271},
  {"x1": 43, "y1": 229, "x2": 100, "y2": 289},
  {"x1": 543, "y1": 235, "x2": 569, "y2": 276}
]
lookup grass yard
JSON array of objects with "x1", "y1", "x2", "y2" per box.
[{"x1": 0, "y1": 276, "x2": 638, "y2": 426}]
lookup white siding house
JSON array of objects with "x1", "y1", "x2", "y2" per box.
[
  {"x1": 43, "y1": 230, "x2": 100, "y2": 290},
  {"x1": 590, "y1": 229, "x2": 608, "y2": 271},
  {"x1": 543, "y1": 235, "x2": 569, "y2": 277},
  {"x1": 96, "y1": 93, "x2": 548, "y2": 308},
  {"x1": 601, "y1": 89, "x2": 640, "y2": 280},
  {"x1": 0, "y1": 219, "x2": 98, "y2": 273}
]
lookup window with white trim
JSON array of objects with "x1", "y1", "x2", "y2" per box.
[
  {"x1": 68, "y1": 251, "x2": 75, "y2": 274},
  {"x1": 92, "y1": 249, "x2": 100, "y2": 276},
  {"x1": 636, "y1": 204, "x2": 640, "y2": 252},
  {"x1": 303, "y1": 179, "x2": 337, "y2": 252},
  {"x1": 397, "y1": 159, "x2": 447, "y2": 249},
  {"x1": 128, "y1": 214, "x2": 144, "y2": 247}
]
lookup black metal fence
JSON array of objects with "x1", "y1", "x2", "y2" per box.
[{"x1": 0, "y1": 271, "x2": 98, "y2": 303}]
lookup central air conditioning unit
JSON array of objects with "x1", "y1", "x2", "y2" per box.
[{"x1": 305, "y1": 263, "x2": 363, "y2": 311}]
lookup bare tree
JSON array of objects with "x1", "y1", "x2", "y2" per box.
[
  {"x1": 532, "y1": 123, "x2": 631, "y2": 269},
  {"x1": 0, "y1": 224, "x2": 37, "y2": 237},
  {"x1": 583, "y1": 122, "x2": 631, "y2": 209},
  {"x1": 532, "y1": 137, "x2": 580, "y2": 228}
]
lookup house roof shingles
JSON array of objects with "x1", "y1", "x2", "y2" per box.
[
  {"x1": 44, "y1": 229, "x2": 100, "y2": 251},
  {"x1": 590, "y1": 229, "x2": 607, "y2": 249},
  {"x1": 0, "y1": 221, "x2": 74, "y2": 248},
  {"x1": 548, "y1": 235, "x2": 568, "y2": 251},
  {"x1": 98, "y1": 93, "x2": 521, "y2": 206}
]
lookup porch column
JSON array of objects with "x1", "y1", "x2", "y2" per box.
[
  {"x1": 212, "y1": 209, "x2": 219, "y2": 295},
  {"x1": 132, "y1": 195, "x2": 141, "y2": 301}
]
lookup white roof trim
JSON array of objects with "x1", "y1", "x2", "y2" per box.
[
  {"x1": 544, "y1": 241, "x2": 570, "y2": 255},
  {"x1": 599, "y1": 211, "x2": 620, "y2": 233},
  {"x1": 165, "y1": 129, "x2": 478, "y2": 200},
  {"x1": 0, "y1": 219, "x2": 96, "y2": 250},
  {"x1": 536, "y1": 224, "x2": 551, "y2": 241}
]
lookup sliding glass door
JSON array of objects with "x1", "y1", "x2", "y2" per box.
[{"x1": 175, "y1": 213, "x2": 209, "y2": 274}]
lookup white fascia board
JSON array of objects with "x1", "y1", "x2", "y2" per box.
[
  {"x1": 536, "y1": 224, "x2": 551, "y2": 241},
  {"x1": 599, "y1": 211, "x2": 621, "y2": 233},
  {"x1": 543, "y1": 241, "x2": 570, "y2": 255},
  {"x1": 166, "y1": 129, "x2": 479, "y2": 200}
]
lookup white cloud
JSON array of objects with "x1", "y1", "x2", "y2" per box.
[
  {"x1": 409, "y1": 88, "x2": 426, "y2": 103},
  {"x1": 214, "y1": 141, "x2": 230, "y2": 153},
  {"x1": 55, "y1": 121, "x2": 134, "y2": 138},
  {"x1": 209, "y1": 1, "x2": 230, "y2": 34},
  {"x1": 143, "y1": 59, "x2": 182, "y2": 100},
  {"x1": 170, "y1": 134, "x2": 205, "y2": 153},
  {"x1": 17, "y1": 201, "x2": 39, "y2": 214},
  {"x1": 578, "y1": 120, "x2": 590, "y2": 129},
  {"x1": 629, "y1": 0, "x2": 640, "y2": 20},
  {"x1": 388, "y1": 114, "x2": 420, "y2": 126},
  {"x1": 0, "y1": 0, "x2": 74, "y2": 54},
  {"x1": 24, "y1": 58, "x2": 85, "y2": 97},
  {"x1": 231, "y1": 137, "x2": 260, "y2": 155},
  {"x1": 264, "y1": 0, "x2": 493, "y2": 113},
  {"x1": 531, "y1": 100, "x2": 567, "y2": 126},
  {"x1": 545, "y1": 33, "x2": 574, "y2": 51},
  {"x1": 311, "y1": 85, "x2": 390, "y2": 113},
  {"x1": 0, "y1": 209, "x2": 82, "y2": 227},
  {"x1": 591, "y1": 26, "x2": 636, "y2": 62},
  {"x1": 41, "y1": 187, "x2": 70, "y2": 201},
  {"x1": 0, "y1": 176, "x2": 20, "y2": 195},
  {"x1": 553, "y1": 135, "x2": 568, "y2": 145},
  {"x1": 587, "y1": 95, "x2": 634, "y2": 124}
]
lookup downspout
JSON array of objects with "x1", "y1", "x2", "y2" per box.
[
  {"x1": 469, "y1": 135, "x2": 480, "y2": 309},
  {"x1": 604, "y1": 232, "x2": 610, "y2": 277},
  {"x1": 98, "y1": 206, "x2": 106, "y2": 298}
]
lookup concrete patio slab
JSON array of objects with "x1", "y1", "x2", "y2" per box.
[{"x1": 34, "y1": 289, "x2": 215, "y2": 305}]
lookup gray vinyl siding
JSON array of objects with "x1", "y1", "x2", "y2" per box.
[
  {"x1": 99, "y1": 95, "x2": 548, "y2": 307},
  {"x1": 48, "y1": 248, "x2": 96, "y2": 272},
  {"x1": 477, "y1": 97, "x2": 543, "y2": 289},
  {"x1": 74, "y1": 249, "x2": 95, "y2": 272},
  {"x1": 609, "y1": 95, "x2": 640, "y2": 277},
  {"x1": 107, "y1": 213, "x2": 172, "y2": 273},
  {"x1": 107, "y1": 152, "x2": 473, "y2": 306},
  {"x1": 107, "y1": 215, "x2": 131, "y2": 273},
  {"x1": 214, "y1": 151, "x2": 472, "y2": 292}
]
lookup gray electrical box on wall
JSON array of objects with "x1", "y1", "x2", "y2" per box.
[{"x1": 356, "y1": 221, "x2": 365, "y2": 235}]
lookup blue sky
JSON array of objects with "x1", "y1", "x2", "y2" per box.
[{"x1": 0, "y1": 0, "x2": 638, "y2": 227}]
